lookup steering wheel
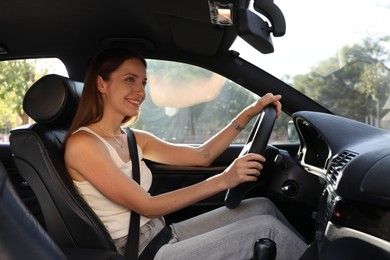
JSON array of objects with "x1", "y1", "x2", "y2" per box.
[{"x1": 224, "y1": 105, "x2": 277, "y2": 209}]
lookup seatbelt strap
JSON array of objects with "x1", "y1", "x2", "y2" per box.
[{"x1": 124, "y1": 128, "x2": 140, "y2": 260}]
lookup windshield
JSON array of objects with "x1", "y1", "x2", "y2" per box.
[{"x1": 232, "y1": 0, "x2": 390, "y2": 129}]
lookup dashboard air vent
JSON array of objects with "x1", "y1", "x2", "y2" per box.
[{"x1": 327, "y1": 150, "x2": 358, "y2": 186}]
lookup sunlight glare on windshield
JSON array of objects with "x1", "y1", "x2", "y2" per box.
[{"x1": 232, "y1": 0, "x2": 390, "y2": 78}]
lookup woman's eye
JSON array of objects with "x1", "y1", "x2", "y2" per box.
[{"x1": 125, "y1": 77, "x2": 135, "y2": 83}]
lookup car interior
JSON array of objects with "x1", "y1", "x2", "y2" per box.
[{"x1": 0, "y1": 0, "x2": 389, "y2": 259}]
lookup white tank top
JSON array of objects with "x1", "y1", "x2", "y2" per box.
[{"x1": 72, "y1": 126, "x2": 152, "y2": 239}]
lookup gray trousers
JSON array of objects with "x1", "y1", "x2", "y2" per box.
[{"x1": 155, "y1": 197, "x2": 307, "y2": 260}]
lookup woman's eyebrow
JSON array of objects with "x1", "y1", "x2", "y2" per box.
[
  {"x1": 123, "y1": 72, "x2": 147, "y2": 81},
  {"x1": 123, "y1": 72, "x2": 137, "y2": 77}
]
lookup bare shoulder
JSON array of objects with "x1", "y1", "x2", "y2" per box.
[
  {"x1": 67, "y1": 130, "x2": 98, "y2": 149},
  {"x1": 65, "y1": 130, "x2": 108, "y2": 161},
  {"x1": 65, "y1": 130, "x2": 110, "y2": 181}
]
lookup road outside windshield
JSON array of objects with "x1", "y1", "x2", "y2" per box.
[{"x1": 232, "y1": 0, "x2": 390, "y2": 129}]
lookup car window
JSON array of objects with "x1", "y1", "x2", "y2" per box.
[
  {"x1": 0, "y1": 58, "x2": 293, "y2": 145},
  {"x1": 135, "y1": 59, "x2": 293, "y2": 144},
  {"x1": 232, "y1": 0, "x2": 390, "y2": 130},
  {"x1": 0, "y1": 58, "x2": 68, "y2": 142}
]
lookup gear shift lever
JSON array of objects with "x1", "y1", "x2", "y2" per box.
[{"x1": 253, "y1": 238, "x2": 276, "y2": 260}]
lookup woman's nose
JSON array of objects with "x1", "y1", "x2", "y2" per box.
[{"x1": 135, "y1": 83, "x2": 146, "y2": 97}]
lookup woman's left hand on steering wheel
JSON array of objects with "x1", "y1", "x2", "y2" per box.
[{"x1": 220, "y1": 153, "x2": 266, "y2": 189}]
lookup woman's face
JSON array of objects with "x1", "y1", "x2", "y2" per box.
[{"x1": 99, "y1": 58, "x2": 147, "y2": 118}]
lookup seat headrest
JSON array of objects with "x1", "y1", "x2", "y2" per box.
[{"x1": 23, "y1": 74, "x2": 83, "y2": 125}]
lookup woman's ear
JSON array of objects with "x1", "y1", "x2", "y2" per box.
[{"x1": 97, "y1": 75, "x2": 106, "y2": 93}]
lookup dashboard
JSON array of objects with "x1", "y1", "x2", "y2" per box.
[{"x1": 292, "y1": 111, "x2": 390, "y2": 258}]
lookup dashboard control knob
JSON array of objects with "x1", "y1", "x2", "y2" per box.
[{"x1": 281, "y1": 180, "x2": 298, "y2": 196}]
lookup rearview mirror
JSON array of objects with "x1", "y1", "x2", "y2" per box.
[
  {"x1": 236, "y1": 9, "x2": 274, "y2": 54},
  {"x1": 253, "y1": 0, "x2": 286, "y2": 37},
  {"x1": 236, "y1": 0, "x2": 285, "y2": 54}
]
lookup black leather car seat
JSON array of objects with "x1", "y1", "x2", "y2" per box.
[
  {"x1": 0, "y1": 160, "x2": 123, "y2": 260},
  {"x1": 9, "y1": 74, "x2": 117, "y2": 252},
  {"x1": 0, "y1": 161, "x2": 67, "y2": 260}
]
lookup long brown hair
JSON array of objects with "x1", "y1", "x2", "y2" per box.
[{"x1": 64, "y1": 47, "x2": 147, "y2": 147}]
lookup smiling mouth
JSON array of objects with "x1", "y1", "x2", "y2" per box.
[{"x1": 127, "y1": 99, "x2": 141, "y2": 107}]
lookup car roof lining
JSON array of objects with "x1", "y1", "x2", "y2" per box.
[{"x1": 0, "y1": 0, "x2": 235, "y2": 60}]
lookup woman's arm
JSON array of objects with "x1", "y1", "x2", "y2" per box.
[
  {"x1": 65, "y1": 131, "x2": 265, "y2": 218},
  {"x1": 137, "y1": 93, "x2": 282, "y2": 166}
]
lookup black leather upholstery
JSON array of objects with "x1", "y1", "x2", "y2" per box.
[
  {"x1": 0, "y1": 161, "x2": 124, "y2": 260},
  {"x1": 0, "y1": 161, "x2": 67, "y2": 260},
  {"x1": 23, "y1": 74, "x2": 83, "y2": 124},
  {"x1": 9, "y1": 74, "x2": 117, "y2": 251}
]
